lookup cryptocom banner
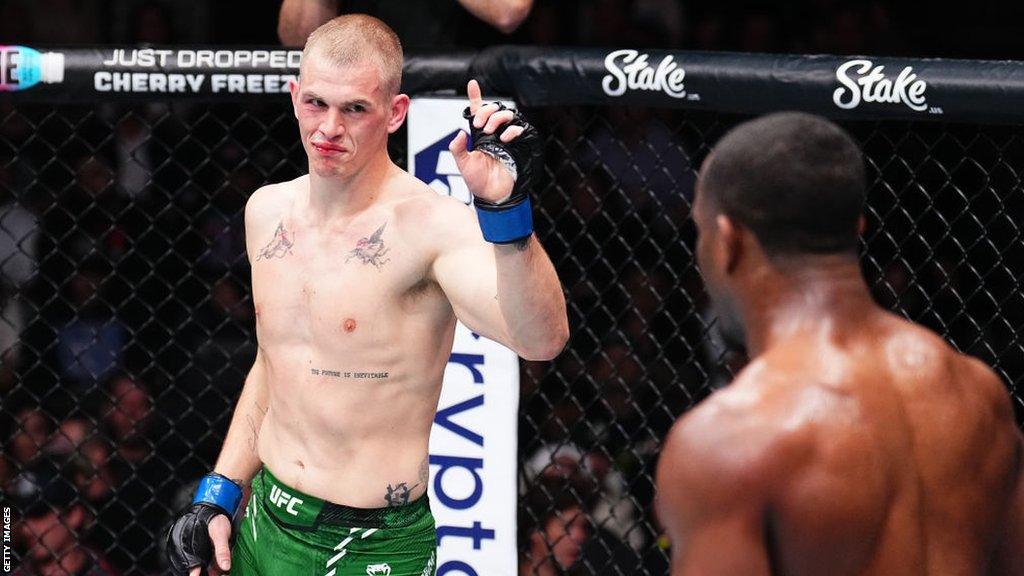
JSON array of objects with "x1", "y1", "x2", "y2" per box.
[
  {"x1": 425, "y1": 324, "x2": 520, "y2": 576},
  {"x1": 7, "y1": 45, "x2": 1024, "y2": 123},
  {"x1": 410, "y1": 97, "x2": 521, "y2": 576}
]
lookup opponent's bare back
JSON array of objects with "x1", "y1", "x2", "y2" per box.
[
  {"x1": 656, "y1": 112, "x2": 1023, "y2": 575},
  {"x1": 658, "y1": 308, "x2": 1022, "y2": 575}
]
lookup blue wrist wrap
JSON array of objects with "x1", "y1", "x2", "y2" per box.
[
  {"x1": 475, "y1": 196, "x2": 534, "y2": 244},
  {"x1": 192, "y1": 473, "x2": 243, "y2": 516}
]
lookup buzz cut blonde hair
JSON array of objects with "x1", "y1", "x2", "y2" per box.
[{"x1": 301, "y1": 14, "x2": 404, "y2": 96}]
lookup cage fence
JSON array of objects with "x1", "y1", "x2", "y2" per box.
[{"x1": 2, "y1": 50, "x2": 1024, "y2": 575}]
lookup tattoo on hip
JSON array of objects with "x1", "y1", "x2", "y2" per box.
[{"x1": 384, "y1": 481, "x2": 420, "y2": 507}]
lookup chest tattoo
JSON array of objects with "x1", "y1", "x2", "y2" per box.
[
  {"x1": 346, "y1": 222, "x2": 391, "y2": 270},
  {"x1": 256, "y1": 221, "x2": 294, "y2": 261}
]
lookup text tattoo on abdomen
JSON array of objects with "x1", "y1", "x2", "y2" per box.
[{"x1": 310, "y1": 368, "x2": 390, "y2": 379}]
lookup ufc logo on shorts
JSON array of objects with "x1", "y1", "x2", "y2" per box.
[{"x1": 268, "y1": 484, "x2": 304, "y2": 516}]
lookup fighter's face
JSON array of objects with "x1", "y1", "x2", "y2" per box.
[
  {"x1": 693, "y1": 171, "x2": 748, "y2": 352},
  {"x1": 290, "y1": 54, "x2": 408, "y2": 179}
]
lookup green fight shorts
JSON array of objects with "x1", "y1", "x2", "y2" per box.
[{"x1": 232, "y1": 467, "x2": 437, "y2": 576}]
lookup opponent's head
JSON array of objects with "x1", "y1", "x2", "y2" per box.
[
  {"x1": 290, "y1": 14, "x2": 408, "y2": 179},
  {"x1": 693, "y1": 112, "x2": 866, "y2": 349}
]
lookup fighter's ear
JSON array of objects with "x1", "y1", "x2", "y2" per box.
[
  {"x1": 716, "y1": 214, "x2": 743, "y2": 274},
  {"x1": 289, "y1": 78, "x2": 301, "y2": 119},
  {"x1": 387, "y1": 93, "x2": 410, "y2": 134}
]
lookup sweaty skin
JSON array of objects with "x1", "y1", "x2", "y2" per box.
[
  {"x1": 656, "y1": 191, "x2": 1024, "y2": 574},
  {"x1": 659, "y1": 314, "x2": 1022, "y2": 575}
]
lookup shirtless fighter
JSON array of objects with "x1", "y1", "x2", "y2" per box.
[
  {"x1": 165, "y1": 15, "x2": 568, "y2": 576},
  {"x1": 657, "y1": 112, "x2": 1023, "y2": 574}
]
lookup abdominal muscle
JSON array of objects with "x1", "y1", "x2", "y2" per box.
[{"x1": 255, "y1": 347, "x2": 447, "y2": 508}]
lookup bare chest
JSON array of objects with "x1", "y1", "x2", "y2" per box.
[{"x1": 250, "y1": 220, "x2": 432, "y2": 345}]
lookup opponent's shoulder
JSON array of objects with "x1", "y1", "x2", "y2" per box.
[
  {"x1": 245, "y1": 176, "x2": 302, "y2": 227},
  {"x1": 879, "y1": 315, "x2": 956, "y2": 367},
  {"x1": 955, "y1": 350, "x2": 1005, "y2": 391},
  {"x1": 956, "y1": 352, "x2": 1017, "y2": 426},
  {"x1": 659, "y1": 370, "x2": 816, "y2": 501},
  {"x1": 883, "y1": 315, "x2": 1007, "y2": 404}
]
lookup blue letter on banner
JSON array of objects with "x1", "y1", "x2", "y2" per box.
[
  {"x1": 430, "y1": 455, "x2": 484, "y2": 509},
  {"x1": 448, "y1": 353, "x2": 485, "y2": 383},
  {"x1": 433, "y1": 394, "x2": 484, "y2": 446}
]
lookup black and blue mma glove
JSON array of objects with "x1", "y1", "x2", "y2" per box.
[{"x1": 462, "y1": 103, "x2": 543, "y2": 244}]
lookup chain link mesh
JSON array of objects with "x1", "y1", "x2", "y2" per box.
[{"x1": 1, "y1": 99, "x2": 1021, "y2": 574}]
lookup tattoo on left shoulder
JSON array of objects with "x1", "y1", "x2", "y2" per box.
[
  {"x1": 514, "y1": 237, "x2": 530, "y2": 252},
  {"x1": 384, "y1": 481, "x2": 420, "y2": 507},
  {"x1": 256, "y1": 221, "x2": 295, "y2": 261},
  {"x1": 346, "y1": 222, "x2": 391, "y2": 269}
]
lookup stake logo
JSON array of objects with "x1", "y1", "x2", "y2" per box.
[
  {"x1": 833, "y1": 59, "x2": 929, "y2": 112},
  {"x1": 602, "y1": 49, "x2": 687, "y2": 99}
]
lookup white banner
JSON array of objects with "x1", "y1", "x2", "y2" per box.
[{"x1": 412, "y1": 97, "x2": 520, "y2": 576}]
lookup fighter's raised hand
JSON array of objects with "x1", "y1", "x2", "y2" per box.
[{"x1": 449, "y1": 79, "x2": 542, "y2": 244}]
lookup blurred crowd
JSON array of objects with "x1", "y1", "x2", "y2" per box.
[
  {"x1": 3, "y1": 1, "x2": 1024, "y2": 575},
  {"x1": 4, "y1": 101, "x2": 1019, "y2": 574},
  {"x1": 1, "y1": 98, "x2": 263, "y2": 573}
]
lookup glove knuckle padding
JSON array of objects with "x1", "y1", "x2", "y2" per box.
[
  {"x1": 462, "y1": 103, "x2": 543, "y2": 207},
  {"x1": 166, "y1": 503, "x2": 223, "y2": 575}
]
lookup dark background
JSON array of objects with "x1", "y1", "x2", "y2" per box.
[{"x1": 3, "y1": 0, "x2": 1024, "y2": 58}]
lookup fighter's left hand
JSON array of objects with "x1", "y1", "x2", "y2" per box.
[{"x1": 448, "y1": 79, "x2": 529, "y2": 204}]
